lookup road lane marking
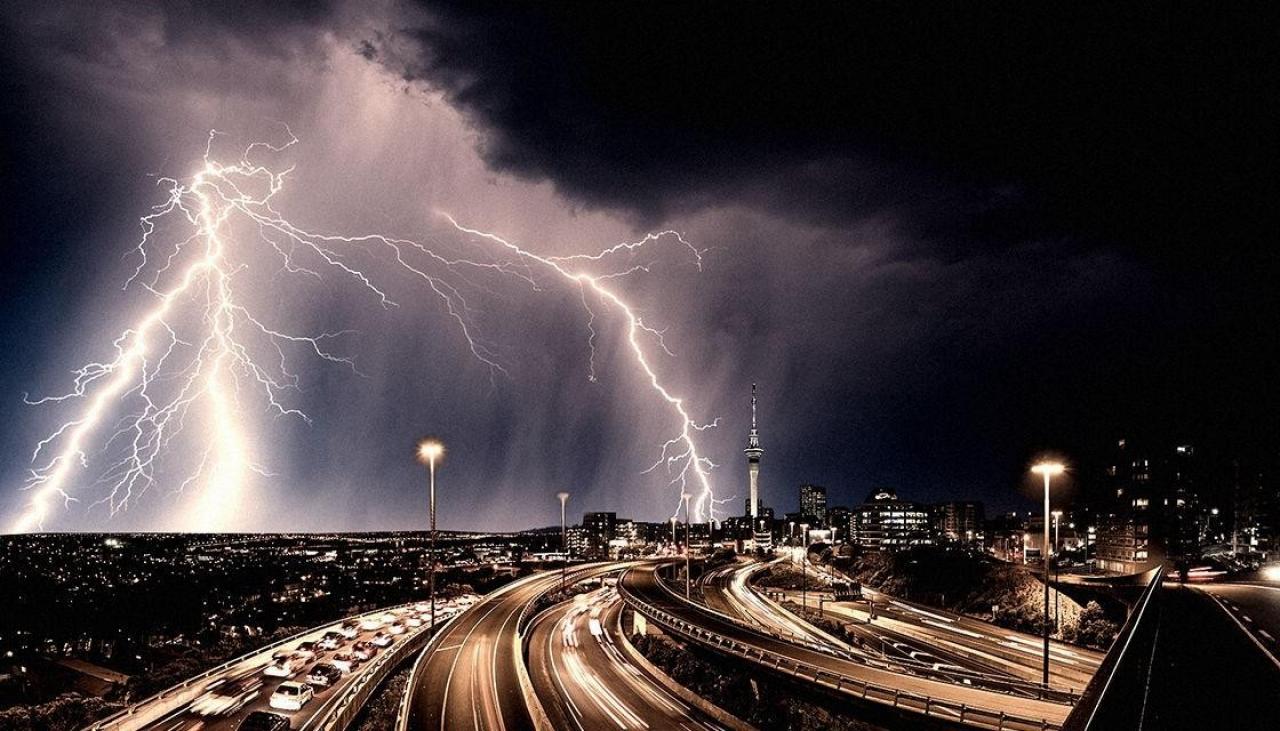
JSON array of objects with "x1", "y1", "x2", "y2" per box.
[{"x1": 1201, "y1": 590, "x2": 1280, "y2": 673}]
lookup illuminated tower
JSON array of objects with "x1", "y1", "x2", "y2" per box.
[{"x1": 745, "y1": 384, "x2": 771, "y2": 548}]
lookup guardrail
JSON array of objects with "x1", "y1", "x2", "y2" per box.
[
  {"x1": 1061, "y1": 566, "x2": 1163, "y2": 731},
  {"x1": 621, "y1": 572, "x2": 1066, "y2": 731},
  {"x1": 84, "y1": 601, "x2": 424, "y2": 731},
  {"x1": 662, "y1": 563, "x2": 1079, "y2": 705}
]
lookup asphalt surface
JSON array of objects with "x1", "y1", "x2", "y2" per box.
[
  {"x1": 402, "y1": 563, "x2": 634, "y2": 731},
  {"x1": 1198, "y1": 581, "x2": 1280, "y2": 669},
  {"x1": 528, "y1": 587, "x2": 728, "y2": 731},
  {"x1": 1136, "y1": 584, "x2": 1280, "y2": 730},
  {"x1": 623, "y1": 563, "x2": 1074, "y2": 730},
  {"x1": 136, "y1": 599, "x2": 471, "y2": 731},
  {"x1": 701, "y1": 559, "x2": 1100, "y2": 693}
]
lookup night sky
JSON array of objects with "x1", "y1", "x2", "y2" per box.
[{"x1": 1, "y1": 2, "x2": 1276, "y2": 532}]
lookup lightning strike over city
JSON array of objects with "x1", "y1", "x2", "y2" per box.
[
  {"x1": 11, "y1": 129, "x2": 718, "y2": 534},
  {"x1": 3, "y1": 4, "x2": 1278, "y2": 731}
]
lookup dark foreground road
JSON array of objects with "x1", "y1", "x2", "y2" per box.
[{"x1": 1138, "y1": 585, "x2": 1280, "y2": 730}]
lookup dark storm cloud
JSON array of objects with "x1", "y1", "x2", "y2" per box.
[{"x1": 365, "y1": 2, "x2": 1276, "y2": 258}]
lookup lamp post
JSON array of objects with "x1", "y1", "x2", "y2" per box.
[
  {"x1": 417, "y1": 439, "x2": 445, "y2": 632},
  {"x1": 558, "y1": 492, "x2": 570, "y2": 590},
  {"x1": 681, "y1": 493, "x2": 692, "y2": 598},
  {"x1": 670, "y1": 516, "x2": 678, "y2": 549},
  {"x1": 1032, "y1": 461, "x2": 1064, "y2": 687}
]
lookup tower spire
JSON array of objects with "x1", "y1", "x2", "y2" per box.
[
  {"x1": 751, "y1": 382, "x2": 758, "y2": 430},
  {"x1": 747, "y1": 382, "x2": 761, "y2": 451}
]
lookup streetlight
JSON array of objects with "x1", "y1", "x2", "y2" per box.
[
  {"x1": 417, "y1": 439, "x2": 444, "y2": 632},
  {"x1": 670, "y1": 516, "x2": 678, "y2": 549},
  {"x1": 557, "y1": 492, "x2": 570, "y2": 590},
  {"x1": 681, "y1": 493, "x2": 692, "y2": 598},
  {"x1": 1032, "y1": 461, "x2": 1065, "y2": 687}
]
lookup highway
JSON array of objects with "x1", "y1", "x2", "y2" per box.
[
  {"x1": 702, "y1": 559, "x2": 1100, "y2": 693},
  {"x1": 1135, "y1": 584, "x2": 1280, "y2": 730},
  {"x1": 528, "y1": 587, "x2": 730, "y2": 731},
  {"x1": 1198, "y1": 582, "x2": 1280, "y2": 670},
  {"x1": 623, "y1": 563, "x2": 1074, "y2": 730},
  {"x1": 800, "y1": 586, "x2": 1100, "y2": 692},
  {"x1": 400, "y1": 563, "x2": 635, "y2": 731},
  {"x1": 116, "y1": 598, "x2": 474, "y2": 731}
]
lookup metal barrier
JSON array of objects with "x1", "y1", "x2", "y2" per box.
[
  {"x1": 83, "y1": 601, "x2": 425, "y2": 731},
  {"x1": 621, "y1": 572, "x2": 1067, "y2": 731},
  {"x1": 1061, "y1": 566, "x2": 1163, "y2": 731},
  {"x1": 307, "y1": 600, "x2": 475, "y2": 731},
  {"x1": 658, "y1": 563, "x2": 1079, "y2": 705}
]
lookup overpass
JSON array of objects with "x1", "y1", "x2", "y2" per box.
[{"x1": 621, "y1": 563, "x2": 1075, "y2": 730}]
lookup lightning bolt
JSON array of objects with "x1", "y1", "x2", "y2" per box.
[{"x1": 11, "y1": 129, "x2": 720, "y2": 533}]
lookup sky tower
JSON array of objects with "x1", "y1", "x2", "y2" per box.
[
  {"x1": 745, "y1": 384, "x2": 770, "y2": 548},
  {"x1": 747, "y1": 384, "x2": 762, "y2": 519}
]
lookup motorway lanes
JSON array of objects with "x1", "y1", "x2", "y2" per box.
[
  {"x1": 622, "y1": 564, "x2": 1074, "y2": 729},
  {"x1": 528, "y1": 588, "x2": 729, "y2": 731},
  {"x1": 700, "y1": 562, "x2": 838, "y2": 647},
  {"x1": 703, "y1": 559, "x2": 1100, "y2": 693},
  {"x1": 1137, "y1": 586, "x2": 1280, "y2": 730},
  {"x1": 137, "y1": 599, "x2": 473, "y2": 731},
  {"x1": 402, "y1": 563, "x2": 635, "y2": 731},
  {"x1": 1198, "y1": 582, "x2": 1280, "y2": 670}
]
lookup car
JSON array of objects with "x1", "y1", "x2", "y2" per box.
[
  {"x1": 330, "y1": 652, "x2": 361, "y2": 673},
  {"x1": 237, "y1": 711, "x2": 292, "y2": 731},
  {"x1": 293, "y1": 641, "x2": 318, "y2": 659},
  {"x1": 414, "y1": 602, "x2": 431, "y2": 613},
  {"x1": 370, "y1": 632, "x2": 394, "y2": 647},
  {"x1": 387, "y1": 621, "x2": 406, "y2": 635},
  {"x1": 379, "y1": 612, "x2": 398, "y2": 624},
  {"x1": 306, "y1": 663, "x2": 343, "y2": 689},
  {"x1": 404, "y1": 614, "x2": 424, "y2": 627},
  {"x1": 358, "y1": 616, "x2": 383, "y2": 631},
  {"x1": 269, "y1": 681, "x2": 314, "y2": 711},
  {"x1": 263, "y1": 655, "x2": 307, "y2": 678},
  {"x1": 271, "y1": 649, "x2": 294, "y2": 661},
  {"x1": 339, "y1": 620, "x2": 359, "y2": 639},
  {"x1": 351, "y1": 641, "x2": 377, "y2": 660},
  {"x1": 318, "y1": 631, "x2": 345, "y2": 650},
  {"x1": 191, "y1": 676, "x2": 264, "y2": 716}
]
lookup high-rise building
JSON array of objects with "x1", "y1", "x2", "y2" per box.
[
  {"x1": 850, "y1": 489, "x2": 936, "y2": 550},
  {"x1": 828, "y1": 505, "x2": 851, "y2": 542},
  {"x1": 799, "y1": 484, "x2": 828, "y2": 526},
  {"x1": 939, "y1": 501, "x2": 985, "y2": 545},
  {"x1": 744, "y1": 384, "x2": 771, "y2": 549},
  {"x1": 1094, "y1": 439, "x2": 1204, "y2": 574},
  {"x1": 582, "y1": 512, "x2": 616, "y2": 558}
]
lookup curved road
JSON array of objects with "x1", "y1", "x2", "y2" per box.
[
  {"x1": 702, "y1": 559, "x2": 1099, "y2": 693},
  {"x1": 528, "y1": 587, "x2": 729, "y2": 731},
  {"x1": 401, "y1": 563, "x2": 636, "y2": 731},
  {"x1": 623, "y1": 563, "x2": 1074, "y2": 730},
  {"x1": 127, "y1": 599, "x2": 473, "y2": 731}
]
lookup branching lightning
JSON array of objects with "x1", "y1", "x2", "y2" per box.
[{"x1": 12, "y1": 130, "x2": 720, "y2": 532}]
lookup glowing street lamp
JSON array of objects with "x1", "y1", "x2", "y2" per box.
[
  {"x1": 417, "y1": 439, "x2": 444, "y2": 631},
  {"x1": 1032, "y1": 461, "x2": 1065, "y2": 686},
  {"x1": 557, "y1": 492, "x2": 570, "y2": 590}
]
